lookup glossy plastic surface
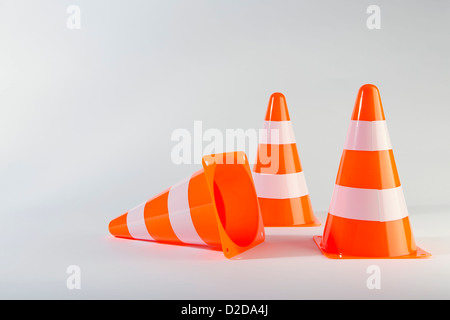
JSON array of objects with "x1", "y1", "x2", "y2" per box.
[
  {"x1": 253, "y1": 92, "x2": 320, "y2": 227},
  {"x1": 109, "y1": 151, "x2": 265, "y2": 259},
  {"x1": 314, "y1": 84, "x2": 430, "y2": 259}
]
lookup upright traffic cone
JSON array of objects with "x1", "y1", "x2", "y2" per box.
[
  {"x1": 252, "y1": 92, "x2": 320, "y2": 227},
  {"x1": 314, "y1": 84, "x2": 430, "y2": 258},
  {"x1": 109, "y1": 151, "x2": 265, "y2": 259}
]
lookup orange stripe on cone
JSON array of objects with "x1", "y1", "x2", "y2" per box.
[
  {"x1": 316, "y1": 215, "x2": 426, "y2": 258},
  {"x1": 258, "y1": 196, "x2": 317, "y2": 227},
  {"x1": 314, "y1": 84, "x2": 430, "y2": 259},
  {"x1": 253, "y1": 92, "x2": 320, "y2": 227},
  {"x1": 188, "y1": 170, "x2": 222, "y2": 247},
  {"x1": 254, "y1": 144, "x2": 302, "y2": 175},
  {"x1": 336, "y1": 149, "x2": 401, "y2": 189},
  {"x1": 108, "y1": 152, "x2": 265, "y2": 259},
  {"x1": 144, "y1": 190, "x2": 180, "y2": 244}
]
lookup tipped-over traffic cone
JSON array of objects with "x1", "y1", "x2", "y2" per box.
[
  {"x1": 314, "y1": 84, "x2": 430, "y2": 258},
  {"x1": 252, "y1": 92, "x2": 320, "y2": 227},
  {"x1": 109, "y1": 151, "x2": 265, "y2": 259}
]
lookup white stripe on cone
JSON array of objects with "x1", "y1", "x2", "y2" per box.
[
  {"x1": 344, "y1": 120, "x2": 392, "y2": 151},
  {"x1": 252, "y1": 171, "x2": 309, "y2": 199},
  {"x1": 126, "y1": 202, "x2": 154, "y2": 240},
  {"x1": 259, "y1": 121, "x2": 296, "y2": 145},
  {"x1": 167, "y1": 177, "x2": 207, "y2": 245},
  {"x1": 329, "y1": 184, "x2": 409, "y2": 222}
]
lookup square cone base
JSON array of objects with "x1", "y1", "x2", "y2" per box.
[
  {"x1": 202, "y1": 152, "x2": 265, "y2": 259},
  {"x1": 313, "y1": 236, "x2": 431, "y2": 259}
]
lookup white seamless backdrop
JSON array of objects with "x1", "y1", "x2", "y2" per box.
[{"x1": 0, "y1": 0, "x2": 449, "y2": 299}]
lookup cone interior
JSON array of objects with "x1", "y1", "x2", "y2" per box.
[{"x1": 211, "y1": 163, "x2": 260, "y2": 248}]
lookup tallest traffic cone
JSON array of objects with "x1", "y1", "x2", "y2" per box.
[{"x1": 314, "y1": 84, "x2": 430, "y2": 258}]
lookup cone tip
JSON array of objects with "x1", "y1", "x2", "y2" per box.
[
  {"x1": 108, "y1": 213, "x2": 131, "y2": 238},
  {"x1": 265, "y1": 92, "x2": 290, "y2": 121},
  {"x1": 359, "y1": 83, "x2": 379, "y2": 92},
  {"x1": 270, "y1": 92, "x2": 286, "y2": 99},
  {"x1": 108, "y1": 219, "x2": 115, "y2": 234},
  {"x1": 352, "y1": 83, "x2": 385, "y2": 121}
]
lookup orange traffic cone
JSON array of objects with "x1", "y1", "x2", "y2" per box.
[
  {"x1": 314, "y1": 84, "x2": 431, "y2": 258},
  {"x1": 252, "y1": 92, "x2": 320, "y2": 227},
  {"x1": 109, "y1": 151, "x2": 265, "y2": 259}
]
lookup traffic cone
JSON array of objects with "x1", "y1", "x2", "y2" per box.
[
  {"x1": 313, "y1": 84, "x2": 431, "y2": 258},
  {"x1": 252, "y1": 92, "x2": 320, "y2": 227},
  {"x1": 109, "y1": 151, "x2": 265, "y2": 259}
]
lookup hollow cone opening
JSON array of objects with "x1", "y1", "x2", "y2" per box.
[{"x1": 212, "y1": 163, "x2": 260, "y2": 248}]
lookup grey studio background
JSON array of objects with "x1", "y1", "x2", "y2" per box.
[{"x1": 0, "y1": 0, "x2": 449, "y2": 299}]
